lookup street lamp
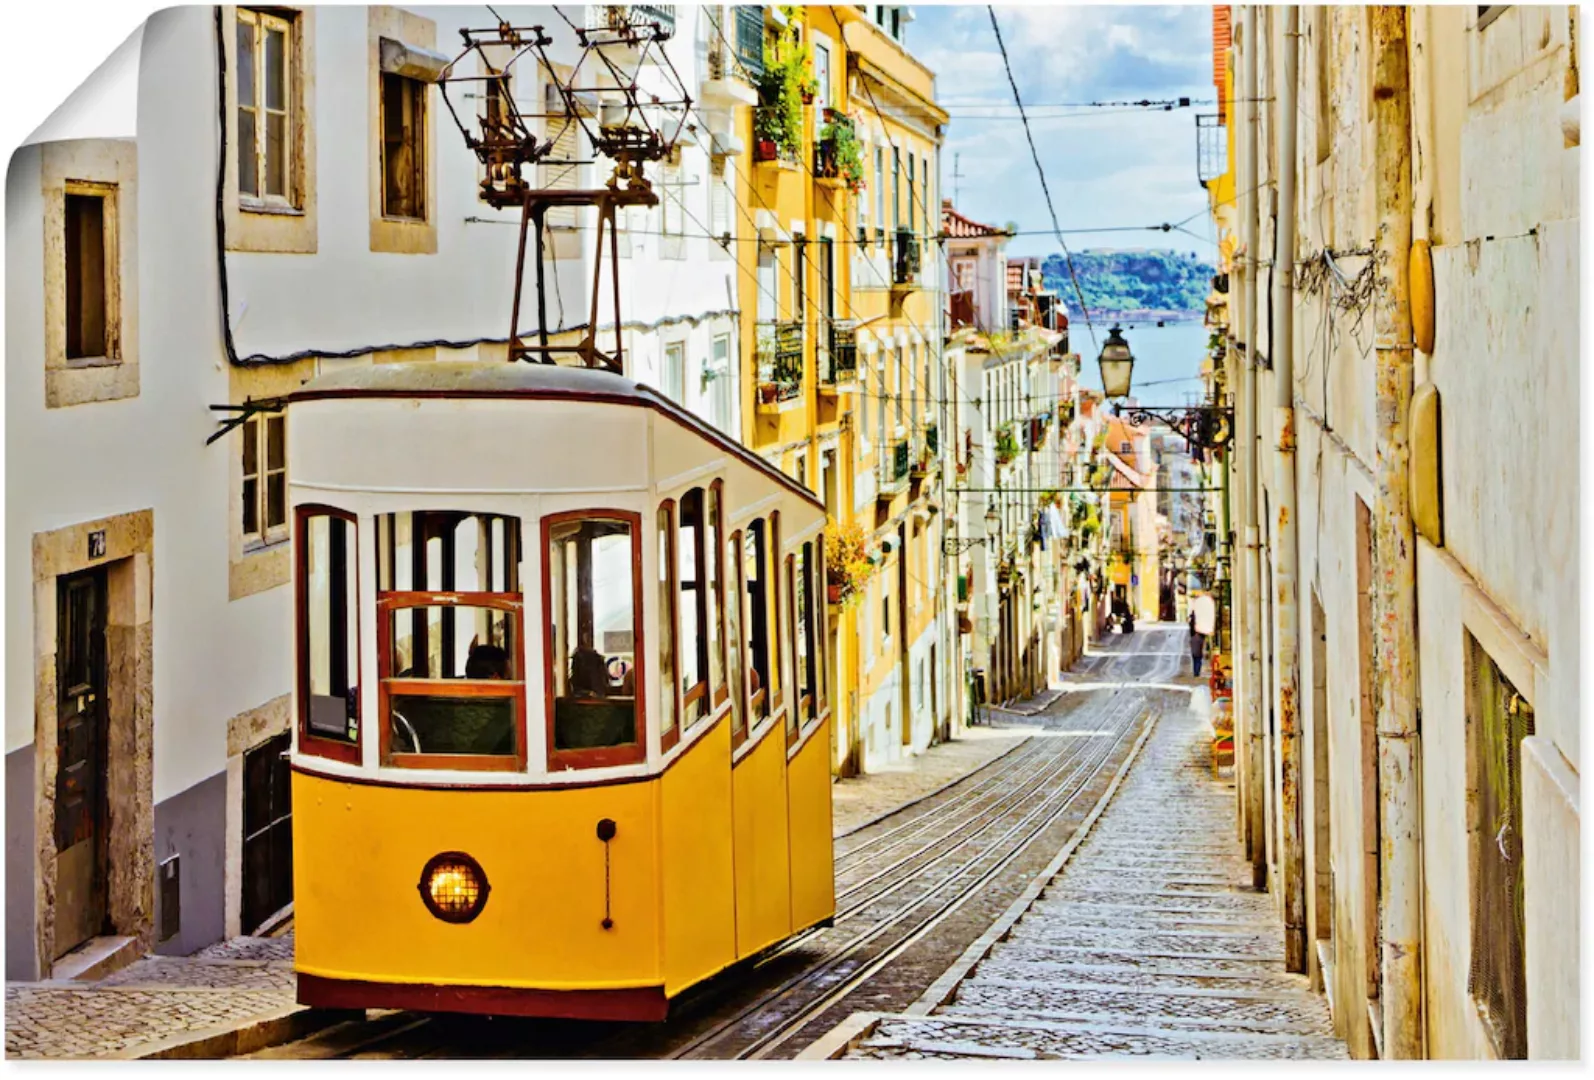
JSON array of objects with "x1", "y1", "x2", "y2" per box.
[
  {"x1": 1096, "y1": 324, "x2": 1235, "y2": 454},
  {"x1": 1097, "y1": 324, "x2": 1136, "y2": 399},
  {"x1": 942, "y1": 499, "x2": 1005, "y2": 556}
]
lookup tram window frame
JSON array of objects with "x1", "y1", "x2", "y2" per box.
[
  {"x1": 784, "y1": 553, "x2": 801, "y2": 746},
  {"x1": 296, "y1": 505, "x2": 360, "y2": 764},
  {"x1": 768, "y1": 511, "x2": 784, "y2": 717},
  {"x1": 744, "y1": 518, "x2": 771, "y2": 727},
  {"x1": 374, "y1": 511, "x2": 527, "y2": 772},
  {"x1": 814, "y1": 542, "x2": 828, "y2": 719},
  {"x1": 793, "y1": 539, "x2": 817, "y2": 727},
  {"x1": 726, "y1": 528, "x2": 748, "y2": 749},
  {"x1": 658, "y1": 501, "x2": 681, "y2": 753},
  {"x1": 707, "y1": 481, "x2": 727, "y2": 710},
  {"x1": 542, "y1": 509, "x2": 647, "y2": 771},
  {"x1": 677, "y1": 489, "x2": 709, "y2": 730}
]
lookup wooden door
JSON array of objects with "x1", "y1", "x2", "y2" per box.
[
  {"x1": 54, "y1": 569, "x2": 109, "y2": 958},
  {"x1": 242, "y1": 732, "x2": 294, "y2": 933}
]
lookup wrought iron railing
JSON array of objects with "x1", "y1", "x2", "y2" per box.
[
  {"x1": 825, "y1": 320, "x2": 858, "y2": 383},
  {"x1": 588, "y1": 5, "x2": 677, "y2": 38},
  {"x1": 880, "y1": 439, "x2": 910, "y2": 489},
  {"x1": 893, "y1": 228, "x2": 921, "y2": 286},
  {"x1": 1196, "y1": 113, "x2": 1227, "y2": 188}
]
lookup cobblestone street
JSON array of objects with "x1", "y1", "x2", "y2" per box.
[
  {"x1": 826, "y1": 675, "x2": 1350, "y2": 1060},
  {"x1": 4, "y1": 936, "x2": 300, "y2": 1059}
]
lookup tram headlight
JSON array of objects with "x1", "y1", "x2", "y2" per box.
[{"x1": 417, "y1": 852, "x2": 490, "y2": 924}]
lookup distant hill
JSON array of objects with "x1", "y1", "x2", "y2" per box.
[{"x1": 1041, "y1": 249, "x2": 1215, "y2": 317}]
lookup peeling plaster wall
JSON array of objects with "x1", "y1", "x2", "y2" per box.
[{"x1": 1238, "y1": 3, "x2": 1579, "y2": 1060}]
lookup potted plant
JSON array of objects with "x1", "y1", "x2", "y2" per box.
[
  {"x1": 816, "y1": 111, "x2": 865, "y2": 192},
  {"x1": 757, "y1": 31, "x2": 806, "y2": 162},
  {"x1": 995, "y1": 424, "x2": 1020, "y2": 466},
  {"x1": 824, "y1": 520, "x2": 873, "y2": 607}
]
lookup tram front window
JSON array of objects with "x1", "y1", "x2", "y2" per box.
[
  {"x1": 376, "y1": 511, "x2": 524, "y2": 769},
  {"x1": 546, "y1": 514, "x2": 644, "y2": 766}
]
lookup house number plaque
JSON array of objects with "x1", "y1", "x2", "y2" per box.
[{"x1": 88, "y1": 530, "x2": 106, "y2": 559}]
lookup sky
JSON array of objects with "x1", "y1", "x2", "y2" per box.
[{"x1": 907, "y1": 3, "x2": 1218, "y2": 260}]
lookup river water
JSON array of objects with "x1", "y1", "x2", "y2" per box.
[{"x1": 1070, "y1": 317, "x2": 1210, "y2": 405}]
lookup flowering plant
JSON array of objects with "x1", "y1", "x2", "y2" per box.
[{"x1": 824, "y1": 519, "x2": 874, "y2": 607}]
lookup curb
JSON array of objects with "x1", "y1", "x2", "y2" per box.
[
  {"x1": 793, "y1": 1012, "x2": 883, "y2": 1061},
  {"x1": 905, "y1": 705, "x2": 1162, "y2": 1017},
  {"x1": 122, "y1": 1004, "x2": 359, "y2": 1060}
]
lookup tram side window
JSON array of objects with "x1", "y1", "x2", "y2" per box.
[
  {"x1": 657, "y1": 503, "x2": 680, "y2": 749},
  {"x1": 726, "y1": 529, "x2": 747, "y2": 744},
  {"x1": 678, "y1": 490, "x2": 708, "y2": 728},
  {"x1": 795, "y1": 541, "x2": 817, "y2": 727},
  {"x1": 376, "y1": 511, "x2": 524, "y2": 769},
  {"x1": 706, "y1": 482, "x2": 726, "y2": 706},
  {"x1": 784, "y1": 554, "x2": 799, "y2": 744},
  {"x1": 769, "y1": 511, "x2": 784, "y2": 714},
  {"x1": 813, "y1": 542, "x2": 827, "y2": 718},
  {"x1": 547, "y1": 513, "x2": 644, "y2": 766},
  {"x1": 744, "y1": 519, "x2": 771, "y2": 725},
  {"x1": 298, "y1": 508, "x2": 359, "y2": 760}
]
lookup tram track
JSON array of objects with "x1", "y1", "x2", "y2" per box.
[
  {"x1": 267, "y1": 628, "x2": 1188, "y2": 1061},
  {"x1": 664, "y1": 633, "x2": 1185, "y2": 1060}
]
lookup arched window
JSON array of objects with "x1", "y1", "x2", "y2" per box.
[
  {"x1": 297, "y1": 506, "x2": 360, "y2": 763},
  {"x1": 543, "y1": 510, "x2": 645, "y2": 769},
  {"x1": 658, "y1": 501, "x2": 680, "y2": 751}
]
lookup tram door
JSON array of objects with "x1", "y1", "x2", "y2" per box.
[{"x1": 54, "y1": 569, "x2": 109, "y2": 959}]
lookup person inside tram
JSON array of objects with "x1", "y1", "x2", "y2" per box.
[
  {"x1": 465, "y1": 643, "x2": 509, "y2": 681},
  {"x1": 569, "y1": 633, "x2": 611, "y2": 699}
]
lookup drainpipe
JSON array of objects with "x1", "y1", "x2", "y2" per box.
[
  {"x1": 1240, "y1": 4, "x2": 1267, "y2": 890},
  {"x1": 1370, "y1": 6, "x2": 1424, "y2": 1059},
  {"x1": 1272, "y1": 6, "x2": 1306, "y2": 974}
]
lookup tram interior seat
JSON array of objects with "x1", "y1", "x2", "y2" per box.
[{"x1": 391, "y1": 694, "x2": 515, "y2": 756}]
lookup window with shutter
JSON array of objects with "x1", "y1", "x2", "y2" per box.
[
  {"x1": 542, "y1": 82, "x2": 584, "y2": 227},
  {"x1": 710, "y1": 157, "x2": 730, "y2": 242},
  {"x1": 662, "y1": 165, "x2": 684, "y2": 235}
]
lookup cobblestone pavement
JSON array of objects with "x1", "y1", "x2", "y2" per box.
[
  {"x1": 839, "y1": 689, "x2": 1349, "y2": 1061},
  {"x1": 5, "y1": 937, "x2": 297, "y2": 1059},
  {"x1": 831, "y1": 724, "x2": 1039, "y2": 836}
]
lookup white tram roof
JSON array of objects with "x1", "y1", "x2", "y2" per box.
[{"x1": 288, "y1": 362, "x2": 825, "y2": 518}]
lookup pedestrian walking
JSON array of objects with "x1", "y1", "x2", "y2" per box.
[{"x1": 1189, "y1": 590, "x2": 1217, "y2": 677}]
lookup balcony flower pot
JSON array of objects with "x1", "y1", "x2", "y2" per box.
[
  {"x1": 755, "y1": 138, "x2": 778, "y2": 162},
  {"x1": 827, "y1": 583, "x2": 843, "y2": 604},
  {"x1": 758, "y1": 382, "x2": 779, "y2": 404}
]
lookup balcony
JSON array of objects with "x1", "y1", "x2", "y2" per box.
[
  {"x1": 820, "y1": 319, "x2": 859, "y2": 392},
  {"x1": 587, "y1": 5, "x2": 675, "y2": 37},
  {"x1": 752, "y1": 106, "x2": 802, "y2": 167},
  {"x1": 755, "y1": 320, "x2": 804, "y2": 413},
  {"x1": 878, "y1": 438, "x2": 911, "y2": 498},
  {"x1": 892, "y1": 229, "x2": 922, "y2": 289},
  {"x1": 1196, "y1": 113, "x2": 1227, "y2": 188}
]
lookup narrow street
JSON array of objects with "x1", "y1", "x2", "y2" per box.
[{"x1": 244, "y1": 627, "x2": 1207, "y2": 1060}]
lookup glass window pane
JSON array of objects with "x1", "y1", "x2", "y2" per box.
[
  {"x1": 237, "y1": 20, "x2": 256, "y2": 107},
  {"x1": 266, "y1": 473, "x2": 286, "y2": 531},
  {"x1": 242, "y1": 417, "x2": 259, "y2": 477},
  {"x1": 726, "y1": 532, "x2": 746, "y2": 738},
  {"x1": 549, "y1": 518, "x2": 639, "y2": 753},
  {"x1": 304, "y1": 514, "x2": 358, "y2": 743},
  {"x1": 744, "y1": 523, "x2": 769, "y2": 722},
  {"x1": 706, "y1": 487, "x2": 724, "y2": 695},
  {"x1": 657, "y1": 507, "x2": 677, "y2": 738},
  {"x1": 266, "y1": 112, "x2": 287, "y2": 197},
  {"x1": 389, "y1": 605, "x2": 515, "y2": 680},
  {"x1": 266, "y1": 415, "x2": 285, "y2": 470},
  {"x1": 242, "y1": 478, "x2": 259, "y2": 536},
  {"x1": 264, "y1": 26, "x2": 286, "y2": 111},
  {"x1": 238, "y1": 109, "x2": 258, "y2": 196}
]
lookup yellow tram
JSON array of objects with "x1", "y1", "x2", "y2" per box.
[{"x1": 285, "y1": 363, "x2": 835, "y2": 1020}]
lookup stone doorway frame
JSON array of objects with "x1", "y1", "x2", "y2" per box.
[{"x1": 32, "y1": 510, "x2": 154, "y2": 976}]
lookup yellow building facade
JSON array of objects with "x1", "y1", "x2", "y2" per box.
[{"x1": 729, "y1": 5, "x2": 948, "y2": 775}]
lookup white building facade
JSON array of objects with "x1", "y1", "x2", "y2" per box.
[{"x1": 5, "y1": 3, "x2": 742, "y2": 979}]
